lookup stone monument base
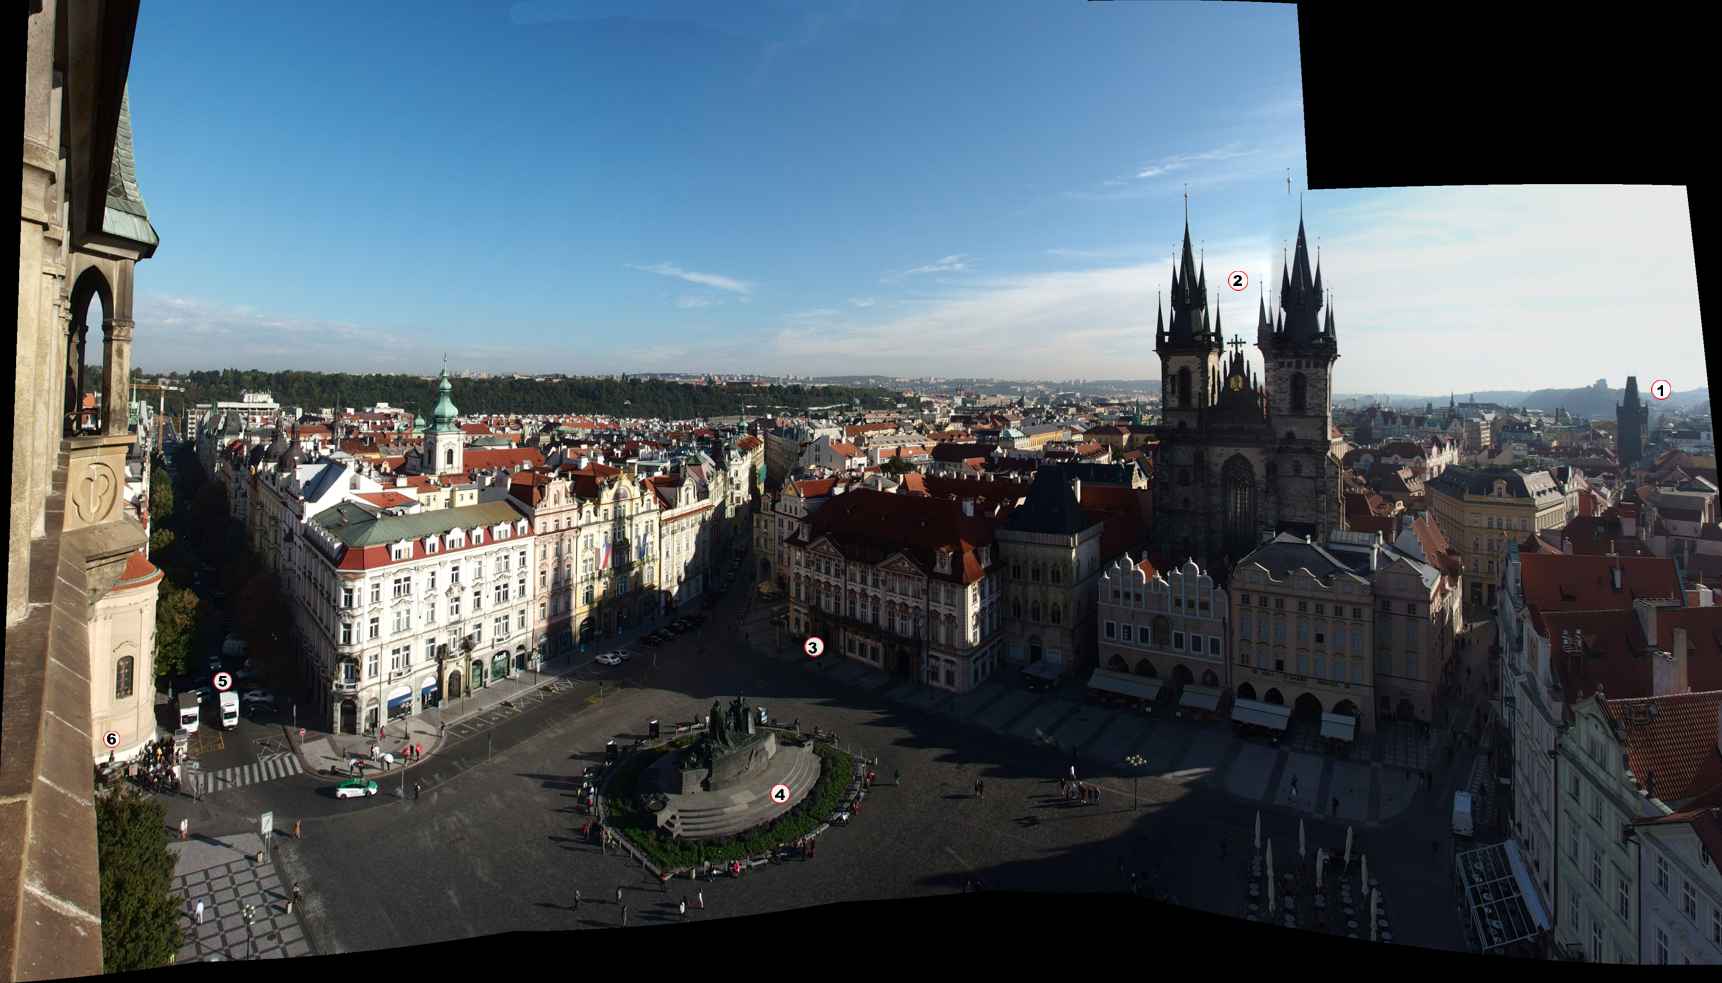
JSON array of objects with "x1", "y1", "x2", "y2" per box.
[{"x1": 654, "y1": 741, "x2": 821, "y2": 840}]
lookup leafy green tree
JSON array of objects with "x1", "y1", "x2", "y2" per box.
[
  {"x1": 881, "y1": 456, "x2": 915, "y2": 476},
  {"x1": 152, "y1": 585, "x2": 201, "y2": 681},
  {"x1": 148, "y1": 526, "x2": 175, "y2": 556},
  {"x1": 149, "y1": 468, "x2": 173, "y2": 522},
  {"x1": 96, "y1": 785, "x2": 183, "y2": 972}
]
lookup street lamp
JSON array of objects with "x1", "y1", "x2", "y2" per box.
[{"x1": 1126, "y1": 754, "x2": 1148, "y2": 810}]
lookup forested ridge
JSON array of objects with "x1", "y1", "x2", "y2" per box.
[{"x1": 147, "y1": 369, "x2": 899, "y2": 419}]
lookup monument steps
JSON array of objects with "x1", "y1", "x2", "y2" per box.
[{"x1": 664, "y1": 744, "x2": 823, "y2": 839}]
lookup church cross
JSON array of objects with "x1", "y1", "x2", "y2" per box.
[{"x1": 1228, "y1": 334, "x2": 1247, "y2": 358}]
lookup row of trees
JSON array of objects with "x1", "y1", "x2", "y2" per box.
[{"x1": 147, "y1": 369, "x2": 899, "y2": 421}]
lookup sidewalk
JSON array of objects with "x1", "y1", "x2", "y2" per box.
[
  {"x1": 290, "y1": 618, "x2": 672, "y2": 781},
  {"x1": 169, "y1": 831, "x2": 311, "y2": 962}
]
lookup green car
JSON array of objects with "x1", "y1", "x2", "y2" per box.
[{"x1": 334, "y1": 779, "x2": 379, "y2": 800}]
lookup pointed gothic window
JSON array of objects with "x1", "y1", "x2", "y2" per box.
[{"x1": 1291, "y1": 373, "x2": 1308, "y2": 413}]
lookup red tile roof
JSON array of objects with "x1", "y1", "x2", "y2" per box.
[
  {"x1": 111, "y1": 549, "x2": 164, "y2": 593},
  {"x1": 459, "y1": 423, "x2": 493, "y2": 435},
  {"x1": 796, "y1": 488, "x2": 998, "y2": 584},
  {"x1": 736, "y1": 435, "x2": 762, "y2": 452},
  {"x1": 828, "y1": 440, "x2": 862, "y2": 458},
  {"x1": 1604, "y1": 691, "x2": 1722, "y2": 804},
  {"x1": 352, "y1": 491, "x2": 415, "y2": 510},
  {"x1": 1653, "y1": 606, "x2": 1722, "y2": 691},
  {"x1": 463, "y1": 448, "x2": 545, "y2": 472},
  {"x1": 1519, "y1": 553, "x2": 1683, "y2": 637}
]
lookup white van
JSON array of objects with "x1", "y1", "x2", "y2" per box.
[
  {"x1": 177, "y1": 693, "x2": 201, "y2": 734},
  {"x1": 218, "y1": 690, "x2": 240, "y2": 729}
]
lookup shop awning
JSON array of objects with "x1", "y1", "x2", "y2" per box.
[
  {"x1": 1179, "y1": 685, "x2": 1222, "y2": 712},
  {"x1": 386, "y1": 687, "x2": 412, "y2": 709},
  {"x1": 1022, "y1": 661, "x2": 1064, "y2": 681},
  {"x1": 1087, "y1": 669, "x2": 1162, "y2": 702},
  {"x1": 1320, "y1": 712, "x2": 1358, "y2": 742},
  {"x1": 1456, "y1": 840, "x2": 1549, "y2": 953},
  {"x1": 419, "y1": 676, "x2": 438, "y2": 694},
  {"x1": 1231, "y1": 699, "x2": 1291, "y2": 731}
]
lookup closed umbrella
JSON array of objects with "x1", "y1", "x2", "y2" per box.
[
  {"x1": 1267, "y1": 846, "x2": 1277, "y2": 915},
  {"x1": 1254, "y1": 810, "x2": 1261, "y2": 852},
  {"x1": 1315, "y1": 846, "x2": 1325, "y2": 890},
  {"x1": 1361, "y1": 853, "x2": 1369, "y2": 896},
  {"x1": 1370, "y1": 886, "x2": 1380, "y2": 941},
  {"x1": 1344, "y1": 825, "x2": 1354, "y2": 869},
  {"x1": 1299, "y1": 818, "x2": 1306, "y2": 860}
]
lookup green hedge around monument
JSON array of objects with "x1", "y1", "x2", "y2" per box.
[{"x1": 603, "y1": 738, "x2": 854, "y2": 870}]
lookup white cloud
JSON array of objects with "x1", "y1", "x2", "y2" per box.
[
  {"x1": 130, "y1": 295, "x2": 420, "y2": 371},
  {"x1": 894, "y1": 254, "x2": 972, "y2": 279},
  {"x1": 848, "y1": 297, "x2": 876, "y2": 308},
  {"x1": 1135, "y1": 145, "x2": 1256, "y2": 180},
  {"x1": 628, "y1": 262, "x2": 753, "y2": 295},
  {"x1": 676, "y1": 295, "x2": 721, "y2": 309}
]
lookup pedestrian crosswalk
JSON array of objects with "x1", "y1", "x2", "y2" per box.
[{"x1": 202, "y1": 752, "x2": 303, "y2": 793}]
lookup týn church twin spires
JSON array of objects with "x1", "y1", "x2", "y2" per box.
[{"x1": 1151, "y1": 205, "x2": 1346, "y2": 574}]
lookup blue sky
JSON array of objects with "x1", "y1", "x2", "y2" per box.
[{"x1": 124, "y1": 1, "x2": 1705, "y2": 395}]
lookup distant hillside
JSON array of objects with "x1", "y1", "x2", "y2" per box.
[
  {"x1": 1343, "y1": 384, "x2": 1710, "y2": 419},
  {"x1": 153, "y1": 370, "x2": 899, "y2": 420}
]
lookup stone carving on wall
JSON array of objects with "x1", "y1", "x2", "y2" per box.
[{"x1": 74, "y1": 460, "x2": 120, "y2": 524}]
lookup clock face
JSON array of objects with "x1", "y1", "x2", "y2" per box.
[{"x1": 1229, "y1": 375, "x2": 1244, "y2": 392}]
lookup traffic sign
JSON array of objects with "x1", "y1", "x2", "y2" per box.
[
  {"x1": 804, "y1": 637, "x2": 825, "y2": 659},
  {"x1": 260, "y1": 812, "x2": 273, "y2": 837},
  {"x1": 213, "y1": 671, "x2": 233, "y2": 692}
]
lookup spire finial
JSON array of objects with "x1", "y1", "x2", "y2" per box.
[
  {"x1": 1184, "y1": 182, "x2": 1189, "y2": 222},
  {"x1": 1286, "y1": 168, "x2": 1292, "y2": 196}
]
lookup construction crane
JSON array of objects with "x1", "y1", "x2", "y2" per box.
[{"x1": 129, "y1": 381, "x2": 186, "y2": 432}]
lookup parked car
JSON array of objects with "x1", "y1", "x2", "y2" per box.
[
  {"x1": 241, "y1": 689, "x2": 275, "y2": 710},
  {"x1": 639, "y1": 635, "x2": 662, "y2": 648},
  {"x1": 594, "y1": 651, "x2": 630, "y2": 666},
  {"x1": 334, "y1": 779, "x2": 379, "y2": 799}
]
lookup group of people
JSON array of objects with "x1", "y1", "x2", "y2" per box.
[
  {"x1": 126, "y1": 738, "x2": 183, "y2": 793},
  {"x1": 1058, "y1": 777, "x2": 1099, "y2": 805}
]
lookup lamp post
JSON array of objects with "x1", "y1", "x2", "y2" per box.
[{"x1": 1126, "y1": 753, "x2": 1148, "y2": 810}]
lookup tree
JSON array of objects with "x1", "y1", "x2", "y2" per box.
[
  {"x1": 148, "y1": 526, "x2": 175, "y2": 557},
  {"x1": 152, "y1": 585, "x2": 202, "y2": 681},
  {"x1": 149, "y1": 467, "x2": 173, "y2": 523},
  {"x1": 96, "y1": 785, "x2": 183, "y2": 972},
  {"x1": 882, "y1": 456, "x2": 915, "y2": 476}
]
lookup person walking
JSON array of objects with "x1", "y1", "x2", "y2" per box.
[
  {"x1": 291, "y1": 883, "x2": 303, "y2": 912},
  {"x1": 616, "y1": 886, "x2": 624, "y2": 905},
  {"x1": 195, "y1": 898, "x2": 205, "y2": 925},
  {"x1": 574, "y1": 888, "x2": 581, "y2": 911},
  {"x1": 621, "y1": 903, "x2": 629, "y2": 927},
  {"x1": 679, "y1": 897, "x2": 688, "y2": 919},
  {"x1": 697, "y1": 889, "x2": 704, "y2": 910},
  {"x1": 1331, "y1": 796, "x2": 1340, "y2": 816},
  {"x1": 894, "y1": 768, "x2": 901, "y2": 786},
  {"x1": 974, "y1": 778, "x2": 985, "y2": 799},
  {"x1": 413, "y1": 782, "x2": 422, "y2": 800}
]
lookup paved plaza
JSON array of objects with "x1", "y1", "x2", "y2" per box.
[
  {"x1": 170, "y1": 832, "x2": 313, "y2": 962},
  {"x1": 163, "y1": 586, "x2": 1483, "y2": 959}
]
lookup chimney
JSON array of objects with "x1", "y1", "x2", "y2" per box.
[
  {"x1": 1634, "y1": 598, "x2": 1658, "y2": 650},
  {"x1": 1650, "y1": 626, "x2": 1692, "y2": 697},
  {"x1": 1685, "y1": 584, "x2": 1714, "y2": 607}
]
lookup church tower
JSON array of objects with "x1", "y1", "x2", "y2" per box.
[
  {"x1": 424, "y1": 365, "x2": 464, "y2": 476},
  {"x1": 1261, "y1": 209, "x2": 1339, "y2": 443},
  {"x1": 1154, "y1": 214, "x2": 1225, "y2": 431}
]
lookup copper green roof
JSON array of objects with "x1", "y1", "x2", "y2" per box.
[
  {"x1": 431, "y1": 368, "x2": 460, "y2": 432},
  {"x1": 312, "y1": 499, "x2": 524, "y2": 549},
  {"x1": 103, "y1": 87, "x2": 159, "y2": 253}
]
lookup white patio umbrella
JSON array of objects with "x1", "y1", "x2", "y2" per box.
[
  {"x1": 1254, "y1": 810, "x2": 1261, "y2": 852},
  {"x1": 1361, "y1": 853, "x2": 1369, "y2": 896},
  {"x1": 1344, "y1": 825, "x2": 1354, "y2": 869},
  {"x1": 1299, "y1": 818, "x2": 1306, "y2": 860}
]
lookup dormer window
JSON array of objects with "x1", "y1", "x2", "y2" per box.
[
  {"x1": 473, "y1": 529, "x2": 484, "y2": 545},
  {"x1": 425, "y1": 537, "x2": 439, "y2": 554}
]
